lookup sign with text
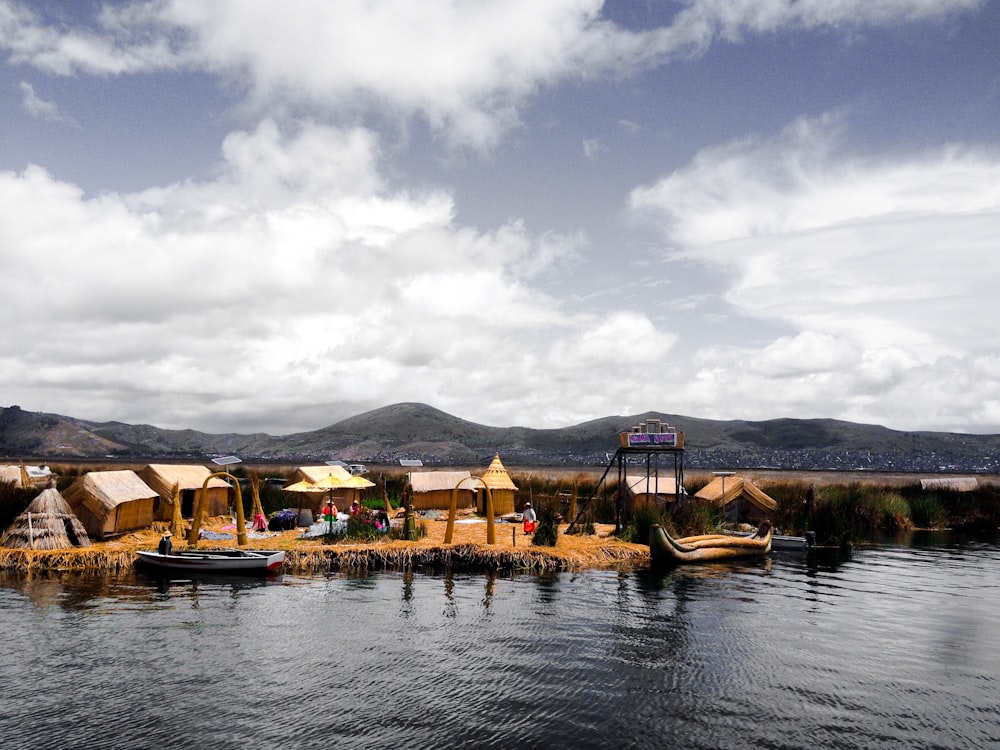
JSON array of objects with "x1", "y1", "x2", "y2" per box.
[{"x1": 625, "y1": 432, "x2": 679, "y2": 448}]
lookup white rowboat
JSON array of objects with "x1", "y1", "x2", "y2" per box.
[{"x1": 136, "y1": 549, "x2": 285, "y2": 575}]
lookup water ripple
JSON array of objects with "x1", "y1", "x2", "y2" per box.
[{"x1": 2, "y1": 543, "x2": 1000, "y2": 749}]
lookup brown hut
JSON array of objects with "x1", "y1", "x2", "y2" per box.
[
  {"x1": 63, "y1": 470, "x2": 157, "y2": 540},
  {"x1": 407, "y1": 470, "x2": 476, "y2": 511},
  {"x1": 478, "y1": 454, "x2": 518, "y2": 516},
  {"x1": 624, "y1": 474, "x2": 683, "y2": 510},
  {"x1": 1, "y1": 486, "x2": 91, "y2": 549},
  {"x1": 694, "y1": 475, "x2": 777, "y2": 520},
  {"x1": 140, "y1": 464, "x2": 233, "y2": 520}
]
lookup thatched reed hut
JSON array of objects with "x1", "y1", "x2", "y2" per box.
[
  {"x1": 0, "y1": 486, "x2": 91, "y2": 550},
  {"x1": 64, "y1": 470, "x2": 158, "y2": 540},
  {"x1": 286, "y1": 466, "x2": 372, "y2": 511},
  {"x1": 0, "y1": 462, "x2": 54, "y2": 488},
  {"x1": 407, "y1": 470, "x2": 476, "y2": 511},
  {"x1": 624, "y1": 474, "x2": 683, "y2": 510},
  {"x1": 478, "y1": 454, "x2": 517, "y2": 516},
  {"x1": 694, "y1": 475, "x2": 777, "y2": 520},
  {"x1": 140, "y1": 464, "x2": 233, "y2": 520}
]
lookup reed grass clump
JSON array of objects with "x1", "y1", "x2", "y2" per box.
[
  {"x1": 754, "y1": 479, "x2": 814, "y2": 532},
  {"x1": 806, "y1": 483, "x2": 912, "y2": 542},
  {"x1": 906, "y1": 493, "x2": 947, "y2": 529},
  {"x1": 532, "y1": 505, "x2": 559, "y2": 547},
  {"x1": 620, "y1": 504, "x2": 667, "y2": 544},
  {"x1": 667, "y1": 498, "x2": 718, "y2": 537}
]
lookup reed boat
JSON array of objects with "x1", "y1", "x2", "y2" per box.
[
  {"x1": 136, "y1": 548, "x2": 285, "y2": 575},
  {"x1": 649, "y1": 521, "x2": 772, "y2": 566}
]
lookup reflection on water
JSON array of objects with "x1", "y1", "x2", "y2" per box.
[{"x1": 1, "y1": 540, "x2": 999, "y2": 750}]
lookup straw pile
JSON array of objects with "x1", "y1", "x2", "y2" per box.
[{"x1": 0, "y1": 513, "x2": 649, "y2": 574}]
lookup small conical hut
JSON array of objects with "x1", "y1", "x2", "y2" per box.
[
  {"x1": 478, "y1": 454, "x2": 517, "y2": 516},
  {"x1": 140, "y1": 464, "x2": 233, "y2": 520},
  {"x1": 694, "y1": 475, "x2": 777, "y2": 521},
  {"x1": 63, "y1": 470, "x2": 157, "y2": 540},
  {"x1": 1, "y1": 487, "x2": 91, "y2": 550}
]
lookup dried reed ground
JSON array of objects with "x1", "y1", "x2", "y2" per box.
[{"x1": 0, "y1": 513, "x2": 648, "y2": 575}]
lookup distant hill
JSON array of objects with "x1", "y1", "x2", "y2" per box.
[{"x1": 2, "y1": 402, "x2": 999, "y2": 473}]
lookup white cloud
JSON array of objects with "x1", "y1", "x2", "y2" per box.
[
  {"x1": 583, "y1": 138, "x2": 605, "y2": 160},
  {"x1": 1, "y1": 0, "x2": 979, "y2": 149},
  {"x1": 0, "y1": 119, "x2": 682, "y2": 432},
  {"x1": 1, "y1": 0, "x2": 994, "y2": 436},
  {"x1": 629, "y1": 114, "x2": 1000, "y2": 432},
  {"x1": 18, "y1": 81, "x2": 78, "y2": 126}
]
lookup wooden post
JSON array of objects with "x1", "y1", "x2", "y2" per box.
[
  {"x1": 444, "y1": 484, "x2": 460, "y2": 544},
  {"x1": 484, "y1": 484, "x2": 496, "y2": 545}
]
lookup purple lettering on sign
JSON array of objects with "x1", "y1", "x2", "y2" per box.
[{"x1": 627, "y1": 433, "x2": 677, "y2": 447}]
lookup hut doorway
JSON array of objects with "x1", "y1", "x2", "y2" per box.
[
  {"x1": 63, "y1": 518, "x2": 84, "y2": 546},
  {"x1": 181, "y1": 489, "x2": 196, "y2": 516}
]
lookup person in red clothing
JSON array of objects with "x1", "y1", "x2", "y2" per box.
[{"x1": 522, "y1": 502, "x2": 537, "y2": 534}]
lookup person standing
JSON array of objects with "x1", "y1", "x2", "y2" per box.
[{"x1": 523, "y1": 502, "x2": 537, "y2": 534}]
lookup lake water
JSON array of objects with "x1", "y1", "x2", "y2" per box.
[{"x1": 1, "y1": 537, "x2": 998, "y2": 749}]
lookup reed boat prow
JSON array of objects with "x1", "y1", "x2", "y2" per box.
[{"x1": 650, "y1": 521, "x2": 772, "y2": 566}]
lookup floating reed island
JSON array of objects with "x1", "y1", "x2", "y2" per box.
[{"x1": 0, "y1": 516, "x2": 650, "y2": 576}]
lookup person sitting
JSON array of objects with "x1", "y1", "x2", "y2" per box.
[
  {"x1": 252, "y1": 512, "x2": 268, "y2": 532},
  {"x1": 375, "y1": 510, "x2": 390, "y2": 531},
  {"x1": 157, "y1": 531, "x2": 174, "y2": 555},
  {"x1": 350, "y1": 501, "x2": 361, "y2": 516},
  {"x1": 320, "y1": 501, "x2": 338, "y2": 522}
]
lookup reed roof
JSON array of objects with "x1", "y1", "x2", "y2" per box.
[
  {"x1": 0, "y1": 464, "x2": 53, "y2": 487},
  {"x1": 920, "y1": 477, "x2": 978, "y2": 491},
  {"x1": 294, "y1": 465, "x2": 354, "y2": 484},
  {"x1": 408, "y1": 470, "x2": 475, "y2": 493},
  {"x1": 1, "y1": 487, "x2": 91, "y2": 550},
  {"x1": 624, "y1": 474, "x2": 682, "y2": 496},
  {"x1": 480, "y1": 454, "x2": 517, "y2": 491},
  {"x1": 141, "y1": 464, "x2": 231, "y2": 491},
  {"x1": 694, "y1": 476, "x2": 778, "y2": 513}
]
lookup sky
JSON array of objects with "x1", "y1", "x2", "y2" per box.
[{"x1": 1, "y1": 0, "x2": 999, "y2": 436}]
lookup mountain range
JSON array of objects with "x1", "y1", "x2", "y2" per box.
[{"x1": 2, "y1": 402, "x2": 999, "y2": 473}]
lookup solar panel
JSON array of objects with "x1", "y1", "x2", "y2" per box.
[
  {"x1": 399, "y1": 459, "x2": 423, "y2": 467},
  {"x1": 211, "y1": 455, "x2": 242, "y2": 466},
  {"x1": 325, "y1": 460, "x2": 348, "y2": 467}
]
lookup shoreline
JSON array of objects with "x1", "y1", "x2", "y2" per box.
[{"x1": 0, "y1": 520, "x2": 650, "y2": 576}]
